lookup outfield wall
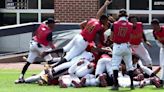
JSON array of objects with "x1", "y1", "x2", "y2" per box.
[{"x1": 0, "y1": 23, "x2": 160, "y2": 65}]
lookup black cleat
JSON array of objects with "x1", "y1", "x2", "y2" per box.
[
  {"x1": 15, "y1": 78, "x2": 25, "y2": 84},
  {"x1": 111, "y1": 86, "x2": 119, "y2": 91}
]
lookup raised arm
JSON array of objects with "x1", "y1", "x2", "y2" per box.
[
  {"x1": 80, "y1": 20, "x2": 88, "y2": 30},
  {"x1": 96, "y1": 0, "x2": 112, "y2": 19}
]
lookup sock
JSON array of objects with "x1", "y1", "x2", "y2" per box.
[
  {"x1": 128, "y1": 70, "x2": 134, "y2": 87},
  {"x1": 20, "y1": 62, "x2": 31, "y2": 79},
  {"x1": 113, "y1": 70, "x2": 118, "y2": 86}
]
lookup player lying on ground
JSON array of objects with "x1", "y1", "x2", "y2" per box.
[{"x1": 15, "y1": 50, "x2": 94, "y2": 85}]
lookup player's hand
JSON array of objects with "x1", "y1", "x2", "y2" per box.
[
  {"x1": 104, "y1": 0, "x2": 112, "y2": 6},
  {"x1": 145, "y1": 41, "x2": 152, "y2": 47},
  {"x1": 101, "y1": 47, "x2": 112, "y2": 52},
  {"x1": 77, "y1": 61, "x2": 84, "y2": 66}
]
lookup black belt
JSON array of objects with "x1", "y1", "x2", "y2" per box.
[{"x1": 31, "y1": 39, "x2": 42, "y2": 48}]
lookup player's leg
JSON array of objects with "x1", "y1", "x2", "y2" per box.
[
  {"x1": 64, "y1": 34, "x2": 88, "y2": 61},
  {"x1": 111, "y1": 44, "x2": 123, "y2": 90},
  {"x1": 123, "y1": 44, "x2": 134, "y2": 90},
  {"x1": 133, "y1": 43, "x2": 152, "y2": 68},
  {"x1": 95, "y1": 58, "x2": 106, "y2": 77},
  {"x1": 58, "y1": 75, "x2": 71, "y2": 88},
  {"x1": 63, "y1": 34, "x2": 78, "y2": 52},
  {"x1": 52, "y1": 62, "x2": 72, "y2": 74},
  {"x1": 70, "y1": 75, "x2": 81, "y2": 88},
  {"x1": 24, "y1": 70, "x2": 45, "y2": 83},
  {"x1": 105, "y1": 58, "x2": 113, "y2": 76},
  {"x1": 15, "y1": 40, "x2": 40, "y2": 83},
  {"x1": 137, "y1": 60, "x2": 153, "y2": 76},
  {"x1": 75, "y1": 62, "x2": 94, "y2": 78},
  {"x1": 160, "y1": 47, "x2": 164, "y2": 86}
]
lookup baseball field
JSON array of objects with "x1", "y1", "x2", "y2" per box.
[{"x1": 0, "y1": 63, "x2": 163, "y2": 92}]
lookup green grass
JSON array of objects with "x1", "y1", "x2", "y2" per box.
[{"x1": 0, "y1": 69, "x2": 164, "y2": 92}]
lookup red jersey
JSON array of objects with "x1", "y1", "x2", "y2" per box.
[
  {"x1": 81, "y1": 18, "x2": 105, "y2": 43},
  {"x1": 130, "y1": 22, "x2": 143, "y2": 45},
  {"x1": 154, "y1": 26, "x2": 164, "y2": 44},
  {"x1": 113, "y1": 20, "x2": 133, "y2": 43},
  {"x1": 33, "y1": 24, "x2": 52, "y2": 46}
]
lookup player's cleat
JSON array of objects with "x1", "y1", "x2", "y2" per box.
[
  {"x1": 59, "y1": 80, "x2": 67, "y2": 88},
  {"x1": 80, "y1": 77, "x2": 86, "y2": 87},
  {"x1": 110, "y1": 85, "x2": 119, "y2": 90},
  {"x1": 72, "y1": 80, "x2": 81, "y2": 88},
  {"x1": 99, "y1": 74, "x2": 108, "y2": 87},
  {"x1": 150, "y1": 76, "x2": 162, "y2": 88},
  {"x1": 15, "y1": 78, "x2": 25, "y2": 84}
]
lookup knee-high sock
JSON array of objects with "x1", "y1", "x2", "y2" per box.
[
  {"x1": 128, "y1": 70, "x2": 134, "y2": 87},
  {"x1": 20, "y1": 62, "x2": 31, "y2": 78},
  {"x1": 113, "y1": 70, "x2": 119, "y2": 86}
]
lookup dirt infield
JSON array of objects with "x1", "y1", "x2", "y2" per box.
[{"x1": 0, "y1": 62, "x2": 43, "y2": 70}]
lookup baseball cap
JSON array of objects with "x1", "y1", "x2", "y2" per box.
[
  {"x1": 46, "y1": 18, "x2": 59, "y2": 24},
  {"x1": 119, "y1": 9, "x2": 127, "y2": 14},
  {"x1": 151, "y1": 19, "x2": 160, "y2": 24}
]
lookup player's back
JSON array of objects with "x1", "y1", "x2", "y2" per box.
[
  {"x1": 113, "y1": 20, "x2": 133, "y2": 44},
  {"x1": 81, "y1": 18, "x2": 103, "y2": 42}
]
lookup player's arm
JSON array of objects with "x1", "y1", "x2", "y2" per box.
[
  {"x1": 80, "y1": 20, "x2": 88, "y2": 30},
  {"x1": 110, "y1": 25, "x2": 114, "y2": 41},
  {"x1": 96, "y1": 0, "x2": 112, "y2": 19},
  {"x1": 47, "y1": 33, "x2": 55, "y2": 49},
  {"x1": 143, "y1": 32, "x2": 152, "y2": 47}
]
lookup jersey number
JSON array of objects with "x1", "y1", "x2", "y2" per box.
[
  {"x1": 85, "y1": 25, "x2": 95, "y2": 32},
  {"x1": 118, "y1": 27, "x2": 128, "y2": 37}
]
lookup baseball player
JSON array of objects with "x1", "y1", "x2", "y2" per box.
[
  {"x1": 120, "y1": 54, "x2": 161, "y2": 88},
  {"x1": 50, "y1": 51, "x2": 95, "y2": 77},
  {"x1": 41, "y1": 14, "x2": 110, "y2": 68},
  {"x1": 110, "y1": 9, "x2": 134, "y2": 90},
  {"x1": 151, "y1": 19, "x2": 164, "y2": 87},
  {"x1": 15, "y1": 18, "x2": 57, "y2": 83},
  {"x1": 58, "y1": 59, "x2": 95, "y2": 88},
  {"x1": 128, "y1": 16, "x2": 153, "y2": 69}
]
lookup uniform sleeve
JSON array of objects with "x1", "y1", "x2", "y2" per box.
[{"x1": 46, "y1": 32, "x2": 53, "y2": 42}]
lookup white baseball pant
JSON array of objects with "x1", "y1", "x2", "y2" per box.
[
  {"x1": 68, "y1": 59, "x2": 94, "y2": 78},
  {"x1": 131, "y1": 43, "x2": 152, "y2": 66},
  {"x1": 25, "y1": 70, "x2": 45, "y2": 83},
  {"x1": 59, "y1": 75, "x2": 80, "y2": 87},
  {"x1": 112, "y1": 43, "x2": 133, "y2": 71},
  {"x1": 83, "y1": 74, "x2": 100, "y2": 86},
  {"x1": 160, "y1": 47, "x2": 164, "y2": 81},
  {"x1": 52, "y1": 51, "x2": 94, "y2": 73},
  {"x1": 155, "y1": 40, "x2": 164, "y2": 81},
  {"x1": 27, "y1": 40, "x2": 52, "y2": 63},
  {"x1": 63, "y1": 34, "x2": 88, "y2": 61},
  {"x1": 118, "y1": 73, "x2": 150, "y2": 88},
  {"x1": 95, "y1": 57, "x2": 113, "y2": 76},
  {"x1": 137, "y1": 60, "x2": 153, "y2": 76}
]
